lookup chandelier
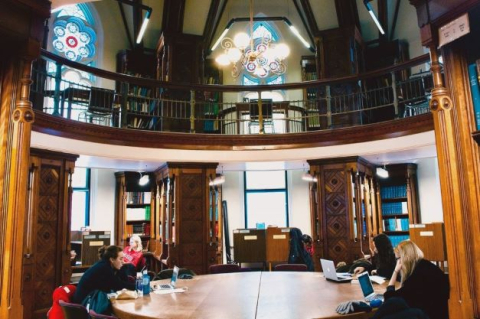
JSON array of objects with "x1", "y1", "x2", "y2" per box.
[{"x1": 214, "y1": 0, "x2": 290, "y2": 78}]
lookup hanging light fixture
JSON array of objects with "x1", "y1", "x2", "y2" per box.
[
  {"x1": 215, "y1": 0, "x2": 290, "y2": 78},
  {"x1": 301, "y1": 163, "x2": 317, "y2": 182},
  {"x1": 376, "y1": 165, "x2": 389, "y2": 179},
  {"x1": 138, "y1": 171, "x2": 150, "y2": 186},
  {"x1": 209, "y1": 166, "x2": 226, "y2": 186}
]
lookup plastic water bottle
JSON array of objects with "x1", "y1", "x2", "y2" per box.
[
  {"x1": 142, "y1": 270, "x2": 150, "y2": 295},
  {"x1": 136, "y1": 272, "x2": 143, "y2": 297}
]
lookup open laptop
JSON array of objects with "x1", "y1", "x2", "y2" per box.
[
  {"x1": 358, "y1": 271, "x2": 384, "y2": 301},
  {"x1": 154, "y1": 266, "x2": 179, "y2": 290},
  {"x1": 320, "y1": 259, "x2": 352, "y2": 283}
]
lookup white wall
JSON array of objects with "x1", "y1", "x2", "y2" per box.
[
  {"x1": 287, "y1": 170, "x2": 311, "y2": 234},
  {"x1": 416, "y1": 157, "x2": 444, "y2": 223},
  {"x1": 89, "y1": 168, "x2": 117, "y2": 244}
]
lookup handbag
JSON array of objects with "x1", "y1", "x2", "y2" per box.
[{"x1": 81, "y1": 290, "x2": 112, "y2": 315}]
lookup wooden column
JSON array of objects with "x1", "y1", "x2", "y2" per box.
[{"x1": 428, "y1": 46, "x2": 475, "y2": 318}]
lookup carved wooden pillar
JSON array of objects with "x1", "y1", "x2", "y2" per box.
[{"x1": 428, "y1": 46, "x2": 475, "y2": 318}]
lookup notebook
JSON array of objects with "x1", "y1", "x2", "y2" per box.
[
  {"x1": 153, "y1": 266, "x2": 179, "y2": 290},
  {"x1": 320, "y1": 259, "x2": 352, "y2": 283},
  {"x1": 357, "y1": 271, "x2": 384, "y2": 301}
]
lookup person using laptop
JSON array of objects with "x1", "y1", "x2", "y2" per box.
[
  {"x1": 353, "y1": 234, "x2": 396, "y2": 278},
  {"x1": 383, "y1": 240, "x2": 449, "y2": 319}
]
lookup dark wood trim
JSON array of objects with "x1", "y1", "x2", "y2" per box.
[
  {"x1": 40, "y1": 49, "x2": 429, "y2": 92},
  {"x1": 298, "y1": 0, "x2": 319, "y2": 35},
  {"x1": 33, "y1": 111, "x2": 434, "y2": 150},
  {"x1": 473, "y1": 130, "x2": 480, "y2": 145},
  {"x1": 203, "y1": 0, "x2": 221, "y2": 50}
]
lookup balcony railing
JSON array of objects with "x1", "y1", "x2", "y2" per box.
[{"x1": 30, "y1": 50, "x2": 433, "y2": 135}]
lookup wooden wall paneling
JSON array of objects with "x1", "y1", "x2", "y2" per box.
[{"x1": 114, "y1": 173, "x2": 127, "y2": 247}]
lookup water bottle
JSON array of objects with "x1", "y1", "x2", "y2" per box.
[
  {"x1": 136, "y1": 272, "x2": 143, "y2": 297},
  {"x1": 142, "y1": 270, "x2": 150, "y2": 295}
]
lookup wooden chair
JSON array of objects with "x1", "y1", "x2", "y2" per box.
[
  {"x1": 274, "y1": 263, "x2": 308, "y2": 272},
  {"x1": 209, "y1": 264, "x2": 241, "y2": 274},
  {"x1": 59, "y1": 300, "x2": 90, "y2": 319},
  {"x1": 90, "y1": 309, "x2": 118, "y2": 319}
]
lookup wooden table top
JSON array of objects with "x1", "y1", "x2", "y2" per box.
[{"x1": 112, "y1": 271, "x2": 385, "y2": 319}]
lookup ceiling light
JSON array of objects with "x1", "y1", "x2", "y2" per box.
[
  {"x1": 376, "y1": 166, "x2": 389, "y2": 179},
  {"x1": 139, "y1": 173, "x2": 150, "y2": 185},
  {"x1": 302, "y1": 172, "x2": 317, "y2": 183},
  {"x1": 209, "y1": 175, "x2": 226, "y2": 186},
  {"x1": 364, "y1": 0, "x2": 385, "y2": 35}
]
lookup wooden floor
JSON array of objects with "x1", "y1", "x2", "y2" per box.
[{"x1": 113, "y1": 271, "x2": 381, "y2": 319}]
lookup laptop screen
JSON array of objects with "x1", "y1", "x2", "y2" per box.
[{"x1": 358, "y1": 272, "x2": 374, "y2": 297}]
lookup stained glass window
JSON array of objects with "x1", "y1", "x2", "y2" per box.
[{"x1": 53, "y1": 15, "x2": 96, "y2": 63}]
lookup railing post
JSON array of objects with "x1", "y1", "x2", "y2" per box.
[
  {"x1": 52, "y1": 61, "x2": 62, "y2": 116},
  {"x1": 391, "y1": 64, "x2": 399, "y2": 118},
  {"x1": 190, "y1": 90, "x2": 196, "y2": 133},
  {"x1": 258, "y1": 91, "x2": 264, "y2": 134},
  {"x1": 326, "y1": 85, "x2": 332, "y2": 128},
  {"x1": 120, "y1": 82, "x2": 128, "y2": 128}
]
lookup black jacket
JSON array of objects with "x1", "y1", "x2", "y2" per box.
[
  {"x1": 288, "y1": 228, "x2": 314, "y2": 271},
  {"x1": 384, "y1": 259, "x2": 449, "y2": 319},
  {"x1": 73, "y1": 260, "x2": 135, "y2": 303}
]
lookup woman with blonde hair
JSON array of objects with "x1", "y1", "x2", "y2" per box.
[
  {"x1": 122, "y1": 235, "x2": 145, "y2": 273},
  {"x1": 383, "y1": 240, "x2": 449, "y2": 319}
]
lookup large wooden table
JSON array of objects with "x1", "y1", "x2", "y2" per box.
[{"x1": 112, "y1": 272, "x2": 385, "y2": 319}]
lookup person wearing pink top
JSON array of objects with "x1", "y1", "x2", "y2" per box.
[{"x1": 122, "y1": 235, "x2": 145, "y2": 275}]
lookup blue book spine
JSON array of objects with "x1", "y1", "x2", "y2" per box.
[{"x1": 468, "y1": 63, "x2": 480, "y2": 130}]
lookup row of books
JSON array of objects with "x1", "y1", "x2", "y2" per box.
[
  {"x1": 381, "y1": 202, "x2": 408, "y2": 215},
  {"x1": 127, "y1": 116, "x2": 158, "y2": 130},
  {"x1": 384, "y1": 218, "x2": 410, "y2": 232},
  {"x1": 467, "y1": 61, "x2": 480, "y2": 130},
  {"x1": 381, "y1": 185, "x2": 407, "y2": 199},
  {"x1": 389, "y1": 235, "x2": 410, "y2": 248},
  {"x1": 126, "y1": 192, "x2": 151, "y2": 205},
  {"x1": 126, "y1": 206, "x2": 151, "y2": 221},
  {"x1": 126, "y1": 223, "x2": 151, "y2": 237},
  {"x1": 126, "y1": 97, "x2": 159, "y2": 114}
]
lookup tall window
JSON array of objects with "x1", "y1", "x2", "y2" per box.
[
  {"x1": 46, "y1": 4, "x2": 98, "y2": 118},
  {"x1": 244, "y1": 171, "x2": 289, "y2": 228},
  {"x1": 71, "y1": 167, "x2": 90, "y2": 230}
]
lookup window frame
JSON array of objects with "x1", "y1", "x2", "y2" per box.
[
  {"x1": 243, "y1": 170, "x2": 289, "y2": 228},
  {"x1": 72, "y1": 168, "x2": 91, "y2": 228}
]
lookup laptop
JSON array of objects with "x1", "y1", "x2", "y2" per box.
[
  {"x1": 358, "y1": 271, "x2": 384, "y2": 301},
  {"x1": 320, "y1": 259, "x2": 352, "y2": 283},
  {"x1": 154, "y1": 266, "x2": 179, "y2": 290}
]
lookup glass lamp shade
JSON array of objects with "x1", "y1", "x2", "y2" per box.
[
  {"x1": 274, "y1": 43, "x2": 290, "y2": 60},
  {"x1": 215, "y1": 54, "x2": 231, "y2": 66},
  {"x1": 233, "y1": 32, "x2": 250, "y2": 49},
  {"x1": 227, "y1": 47, "x2": 242, "y2": 63}
]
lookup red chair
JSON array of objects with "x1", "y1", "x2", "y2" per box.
[
  {"x1": 48, "y1": 285, "x2": 77, "y2": 319},
  {"x1": 58, "y1": 300, "x2": 90, "y2": 319},
  {"x1": 274, "y1": 264, "x2": 308, "y2": 272},
  {"x1": 209, "y1": 264, "x2": 241, "y2": 274},
  {"x1": 90, "y1": 309, "x2": 118, "y2": 319}
]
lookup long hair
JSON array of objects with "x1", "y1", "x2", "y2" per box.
[
  {"x1": 98, "y1": 245, "x2": 122, "y2": 262},
  {"x1": 373, "y1": 233, "x2": 395, "y2": 270},
  {"x1": 129, "y1": 235, "x2": 143, "y2": 252},
  {"x1": 395, "y1": 240, "x2": 424, "y2": 286}
]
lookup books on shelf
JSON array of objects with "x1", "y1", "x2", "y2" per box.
[
  {"x1": 125, "y1": 223, "x2": 151, "y2": 237},
  {"x1": 388, "y1": 235, "x2": 410, "y2": 247},
  {"x1": 126, "y1": 192, "x2": 151, "y2": 204},
  {"x1": 126, "y1": 207, "x2": 150, "y2": 221},
  {"x1": 380, "y1": 185, "x2": 407, "y2": 199},
  {"x1": 383, "y1": 218, "x2": 409, "y2": 232},
  {"x1": 469, "y1": 62, "x2": 480, "y2": 130},
  {"x1": 381, "y1": 202, "x2": 408, "y2": 215}
]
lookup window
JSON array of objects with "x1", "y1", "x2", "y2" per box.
[
  {"x1": 244, "y1": 171, "x2": 288, "y2": 228},
  {"x1": 71, "y1": 167, "x2": 90, "y2": 230}
]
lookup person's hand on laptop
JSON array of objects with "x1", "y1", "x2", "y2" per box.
[
  {"x1": 353, "y1": 266, "x2": 365, "y2": 275},
  {"x1": 371, "y1": 269, "x2": 377, "y2": 275}
]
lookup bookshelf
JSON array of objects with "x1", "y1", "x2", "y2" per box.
[
  {"x1": 115, "y1": 172, "x2": 156, "y2": 251},
  {"x1": 378, "y1": 164, "x2": 420, "y2": 247},
  {"x1": 301, "y1": 55, "x2": 323, "y2": 130},
  {"x1": 202, "y1": 59, "x2": 223, "y2": 133}
]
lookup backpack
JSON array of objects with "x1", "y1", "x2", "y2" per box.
[{"x1": 81, "y1": 290, "x2": 111, "y2": 315}]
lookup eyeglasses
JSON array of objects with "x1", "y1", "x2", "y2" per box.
[{"x1": 395, "y1": 257, "x2": 401, "y2": 261}]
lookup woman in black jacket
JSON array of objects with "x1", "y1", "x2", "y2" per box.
[
  {"x1": 353, "y1": 234, "x2": 396, "y2": 278},
  {"x1": 384, "y1": 240, "x2": 449, "y2": 319},
  {"x1": 73, "y1": 245, "x2": 135, "y2": 304}
]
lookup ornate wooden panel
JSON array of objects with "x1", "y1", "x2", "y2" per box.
[{"x1": 323, "y1": 169, "x2": 349, "y2": 263}]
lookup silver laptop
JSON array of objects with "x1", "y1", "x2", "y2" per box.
[
  {"x1": 154, "y1": 266, "x2": 179, "y2": 290},
  {"x1": 358, "y1": 271, "x2": 384, "y2": 301},
  {"x1": 320, "y1": 259, "x2": 352, "y2": 283}
]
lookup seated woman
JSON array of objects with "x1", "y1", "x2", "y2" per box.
[
  {"x1": 123, "y1": 235, "x2": 145, "y2": 272},
  {"x1": 353, "y1": 233, "x2": 396, "y2": 278},
  {"x1": 302, "y1": 234, "x2": 314, "y2": 257},
  {"x1": 383, "y1": 240, "x2": 449, "y2": 319},
  {"x1": 73, "y1": 245, "x2": 135, "y2": 304}
]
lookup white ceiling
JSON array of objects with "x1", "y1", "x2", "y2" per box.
[{"x1": 31, "y1": 131, "x2": 437, "y2": 172}]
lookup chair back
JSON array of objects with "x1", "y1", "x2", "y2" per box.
[
  {"x1": 59, "y1": 300, "x2": 90, "y2": 319},
  {"x1": 88, "y1": 87, "x2": 114, "y2": 113},
  {"x1": 249, "y1": 99, "x2": 273, "y2": 120},
  {"x1": 274, "y1": 263, "x2": 308, "y2": 272},
  {"x1": 209, "y1": 264, "x2": 241, "y2": 274},
  {"x1": 89, "y1": 309, "x2": 118, "y2": 319}
]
